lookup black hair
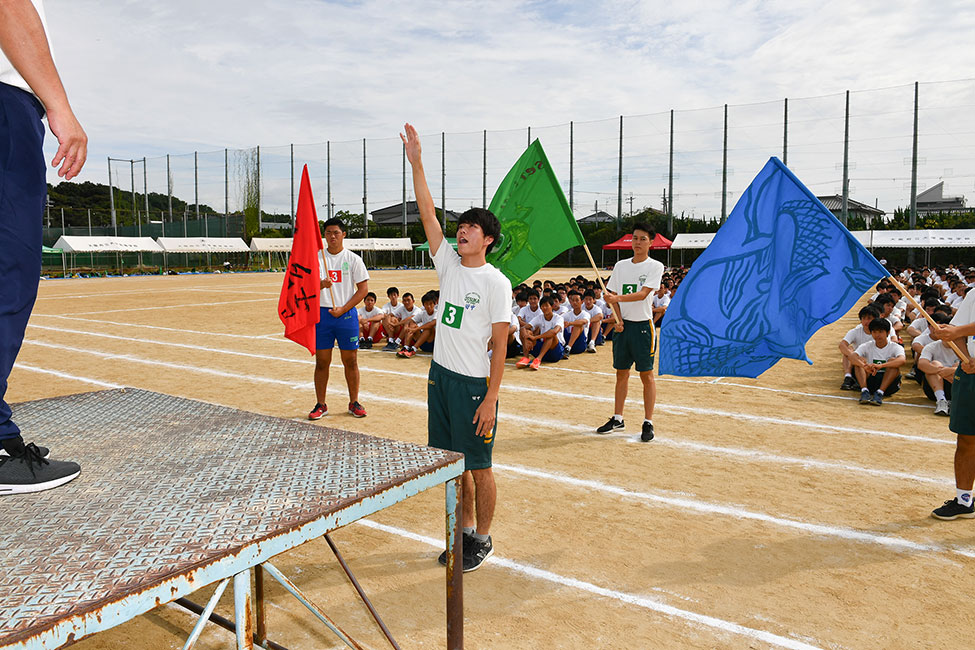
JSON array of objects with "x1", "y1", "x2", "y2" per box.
[
  {"x1": 923, "y1": 298, "x2": 940, "y2": 309},
  {"x1": 868, "y1": 317, "x2": 891, "y2": 334},
  {"x1": 542, "y1": 287, "x2": 553, "y2": 295},
  {"x1": 583, "y1": 289, "x2": 595, "y2": 299},
  {"x1": 527, "y1": 289, "x2": 539, "y2": 299},
  {"x1": 387, "y1": 286, "x2": 399, "y2": 296},
  {"x1": 876, "y1": 294, "x2": 896, "y2": 306},
  {"x1": 539, "y1": 296, "x2": 553, "y2": 307},
  {"x1": 888, "y1": 287, "x2": 902, "y2": 298},
  {"x1": 402, "y1": 292, "x2": 414, "y2": 301},
  {"x1": 323, "y1": 217, "x2": 346, "y2": 232},
  {"x1": 633, "y1": 221, "x2": 655, "y2": 238},
  {"x1": 421, "y1": 290, "x2": 438, "y2": 304},
  {"x1": 858, "y1": 305, "x2": 881, "y2": 320},
  {"x1": 935, "y1": 304, "x2": 953, "y2": 317},
  {"x1": 365, "y1": 291, "x2": 377, "y2": 301},
  {"x1": 457, "y1": 207, "x2": 502, "y2": 254},
  {"x1": 932, "y1": 311, "x2": 951, "y2": 325},
  {"x1": 516, "y1": 291, "x2": 529, "y2": 302},
  {"x1": 567, "y1": 290, "x2": 581, "y2": 298}
]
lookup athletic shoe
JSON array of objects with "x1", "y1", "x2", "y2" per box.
[
  {"x1": 438, "y1": 530, "x2": 474, "y2": 566},
  {"x1": 0, "y1": 444, "x2": 49, "y2": 459},
  {"x1": 932, "y1": 498, "x2": 975, "y2": 520},
  {"x1": 858, "y1": 391, "x2": 871, "y2": 405},
  {"x1": 587, "y1": 341, "x2": 597, "y2": 353},
  {"x1": 382, "y1": 340, "x2": 398, "y2": 352},
  {"x1": 362, "y1": 338, "x2": 373, "y2": 350},
  {"x1": 905, "y1": 369, "x2": 916, "y2": 380},
  {"x1": 595, "y1": 340, "x2": 604, "y2": 346},
  {"x1": 529, "y1": 358, "x2": 541, "y2": 371},
  {"x1": 596, "y1": 417, "x2": 624, "y2": 434},
  {"x1": 641, "y1": 421, "x2": 654, "y2": 442},
  {"x1": 403, "y1": 349, "x2": 416, "y2": 358},
  {"x1": 515, "y1": 356, "x2": 531, "y2": 369},
  {"x1": 463, "y1": 536, "x2": 494, "y2": 572},
  {"x1": 308, "y1": 403, "x2": 328, "y2": 420},
  {"x1": 562, "y1": 348, "x2": 570, "y2": 360},
  {"x1": 934, "y1": 399, "x2": 950, "y2": 416},
  {"x1": 871, "y1": 391, "x2": 884, "y2": 406},
  {"x1": 396, "y1": 347, "x2": 408, "y2": 358},
  {"x1": 348, "y1": 401, "x2": 367, "y2": 418},
  {"x1": 0, "y1": 444, "x2": 81, "y2": 495},
  {"x1": 840, "y1": 376, "x2": 857, "y2": 391}
]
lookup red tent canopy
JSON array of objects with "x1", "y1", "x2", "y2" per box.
[{"x1": 602, "y1": 233, "x2": 673, "y2": 250}]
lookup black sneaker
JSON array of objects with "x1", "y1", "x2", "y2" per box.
[
  {"x1": 438, "y1": 531, "x2": 473, "y2": 566},
  {"x1": 0, "y1": 444, "x2": 50, "y2": 459},
  {"x1": 596, "y1": 417, "x2": 624, "y2": 434},
  {"x1": 840, "y1": 376, "x2": 857, "y2": 391},
  {"x1": 858, "y1": 391, "x2": 871, "y2": 405},
  {"x1": 463, "y1": 535, "x2": 494, "y2": 572},
  {"x1": 870, "y1": 391, "x2": 884, "y2": 406},
  {"x1": 0, "y1": 444, "x2": 81, "y2": 495},
  {"x1": 932, "y1": 498, "x2": 975, "y2": 520},
  {"x1": 641, "y1": 421, "x2": 654, "y2": 442}
]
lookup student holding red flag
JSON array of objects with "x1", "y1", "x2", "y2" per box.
[{"x1": 278, "y1": 166, "x2": 323, "y2": 355}]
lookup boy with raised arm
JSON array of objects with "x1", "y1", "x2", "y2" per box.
[{"x1": 402, "y1": 123, "x2": 511, "y2": 572}]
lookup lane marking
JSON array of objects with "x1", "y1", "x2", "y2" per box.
[
  {"x1": 59, "y1": 298, "x2": 269, "y2": 316},
  {"x1": 15, "y1": 363, "x2": 124, "y2": 389},
  {"x1": 33, "y1": 317, "x2": 282, "y2": 341},
  {"x1": 357, "y1": 520, "x2": 825, "y2": 650}
]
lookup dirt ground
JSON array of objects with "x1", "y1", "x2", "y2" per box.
[{"x1": 8, "y1": 268, "x2": 974, "y2": 650}]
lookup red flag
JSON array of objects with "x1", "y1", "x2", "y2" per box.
[{"x1": 278, "y1": 165, "x2": 323, "y2": 355}]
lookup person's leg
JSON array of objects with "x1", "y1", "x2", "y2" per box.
[
  {"x1": 339, "y1": 349, "x2": 359, "y2": 403},
  {"x1": 639, "y1": 370, "x2": 656, "y2": 420},
  {"x1": 854, "y1": 366, "x2": 869, "y2": 392},
  {"x1": 537, "y1": 337, "x2": 555, "y2": 361},
  {"x1": 461, "y1": 470, "x2": 476, "y2": 529},
  {"x1": 614, "y1": 369, "x2": 630, "y2": 415},
  {"x1": 842, "y1": 355, "x2": 852, "y2": 375},
  {"x1": 566, "y1": 326, "x2": 582, "y2": 352},
  {"x1": 878, "y1": 369, "x2": 899, "y2": 392},
  {"x1": 470, "y1": 467, "x2": 496, "y2": 535},
  {"x1": 924, "y1": 373, "x2": 943, "y2": 401},
  {"x1": 955, "y1": 435, "x2": 975, "y2": 491},
  {"x1": 314, "y1": 348, "x2": 333, "y2": 403},
  {"x1": 368, "y1": 321, "x2": 381, "y2": 340}
]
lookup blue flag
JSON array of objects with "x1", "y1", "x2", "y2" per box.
[{"x1": 659, "y1": 157, "x2": 888, "y2": 378}]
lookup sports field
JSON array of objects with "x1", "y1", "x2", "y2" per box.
[{"x1": 11, "y1": 269, "x2": 971, "y2": 650}]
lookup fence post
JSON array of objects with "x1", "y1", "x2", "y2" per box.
[
  {"x1": 108, "y1": 157, "x2": 116, "y2": 231},
  {"x1": 527, "y1": 126, "x2": 531, "y2": 146},
  {"x1": 617, "y1": 115, "x2": 623, "y2": 233},
  {"x1": 167, "y1": 154, "x2": 173, "y2": 223},
  {"x1": 362, "y1": 138, "x2": 368, "y2": 237},
  {"x1": 290, "y1": 143, "x2": 295, "y2": 228},
  {"x1": 783, "y1": 98, "x2": 788, "y2": 166},
  {"x1": 441, "y1": 131, "x2": 446, "y2": 230},
  {"x1": 326, "y1": 140, "x2": 332, "y2": 220},
  {"x1": 224, "y1": 148, "x2": 229, "y2": 237},
  {"x1": 142, "y1": 157, "x2": 149, "y2": 236},
  {"x1": 482, "y1": 130, "x2": 487, "y2": 209},
  {"x1": 668, "y1": 109, "x2": 674, "y2": 237},
  {"x1": 909, "y1": 81, "x2": 919, "y2": 266},
  {"x1": 721, "y1": 104, "x2": 728, "y2": 224},
  {"x1": 257, "y1": 145, "x2": 262, "y2": 232},
  {"x1": 569, "y1": 121, "x2": 574, "y2": 215},
  {"x1": 842, "y1": 91, "x2": 850, "y2": 227},
  {"x1": 131, "y1": 159, "x2": 138, "y2": 236}
]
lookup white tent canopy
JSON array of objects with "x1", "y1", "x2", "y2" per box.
[
  {"x1": 54, "y1": 236, "x2": 163, "y2": 253},
  {"x1": 156, "y1": 237, "x2": 250, "y2": 253},
  {"x1": 344, "y1": 237, "x2": 413, "y2": 251},
  {"x1": 850, "y1": 229, "x2": 975, "y2": 248},
  {"x1": 250, "y1": 238, "x2": 293, "y2": 252},
  {"x1": 670, "y1": 233, "x2": 716, "y2": 249}
]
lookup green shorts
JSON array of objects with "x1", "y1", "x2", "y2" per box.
[
  {"x1": 950, "y1": 368, "x2": 975, "y2": 436},
  {"x1": 427, "y1": 361, "x2": 497, "y2": 470},
  {"x1": 612, "y1": 319, "x2": 656, "y2": 372}
]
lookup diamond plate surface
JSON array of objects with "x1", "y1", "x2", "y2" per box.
[{"x1": 0, "y1": 389, "x2": 462, "y2": 646}]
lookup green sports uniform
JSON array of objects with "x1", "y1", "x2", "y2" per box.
[
  {"x1": 607, "y1": 255, "x2": 664, "y2": 372},
  {"x1": 613, "y1": 319, "x2": 657, "y2": 372},
  {"x1": 949, "y1": 291, "x2": 975, "y2": 436},
  {"x1": 428, "y1": 362, "x2": 496, "y2": 469}
]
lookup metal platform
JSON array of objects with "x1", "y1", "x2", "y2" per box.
[{"x1": 0, "y1": 389, "x2": 465, "y2": 650}]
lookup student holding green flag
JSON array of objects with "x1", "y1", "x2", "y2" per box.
[{"x1": 401, "y1": 123, "x2": 511, "y2": 573}]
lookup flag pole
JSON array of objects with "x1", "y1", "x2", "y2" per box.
[
  {"x1": 320, "y1": 253, "x2": 339, "y2": 309},
  {"x1": 581, "y1": 242, "x2": 623, "y2": 325},
  {"x1": 886, "y1": 275, "x2": 970, "y2": 363}
]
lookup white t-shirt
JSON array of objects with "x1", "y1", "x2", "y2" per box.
[
  {"x1": 530, "y1": 312, "x2": 565, "y2": 345},
  {"x1": 855, "y1": 340, "x2": 905, "y2": 367},
  {"x1": 584, "y1": 304, "x2": 603, "y2": 321},
  {"x1": 414, "y1": 308, "x2": 438, "y2": 328},
  {"x1": 653, "y1": 292, "x2": 671, "y2": 309},
  {"x1": 512, "y1": 304, "x2": 525, "y2": 317},
  {"x1": 563, "y1": 308, "x2": 591, "y2": 333},
  {"x1": 908, "y1": 317, "x2": 929, "y2": 334},
  {"x1": 518, "y1": 304, "x2": 541, "y2": 324},
  {"x1": 0, "y1": 1, "x2": 50, "y2": 99},
  {"x1": 553, "y1": 303, "x2": 569, "y2": 316},
  {"x1": 607, "y1": 256, "x2": 665, "y2": 322},
  {"x1": 392, "y1": 303, "x2": 422, "y2": 323},
  {"x1": 381, "y1": 301, "x2": 400, "y2": 315},
  {"x1": 950, "y1": 290, "x2": 975, "y2": 357},
  {"x1": 357, "y1": 305, "x2": 382, "y2": 321},
  {"x1": 318, "y1": 248, "x2": 369, "y2": 309},
  {"x1": 431, "y1": 242, "x2": 511, "y2": 378},
  {"x1": 920, "y1": 341, "x2": 960, "y2": 368},
  {"x1": 510, "y1": 313, "x2": 522, "y2": 344},
  {"x1": 843, "y1": 324, "x2": 896, "y2": 348}
]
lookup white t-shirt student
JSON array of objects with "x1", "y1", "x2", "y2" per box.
[
  {"x1": 951, "y1": 289, "x2": 975, "y2": 358},
  {"x1": 510, "y1": 313, "x2": 522, "y2": 344},
  {"x1": 920, "y1": 340, "x2": 960, "y2": 368},
  {"x1": 318, "y1": 248, "x2": 369, "y2": 309},
  {"x1": 431, "y1": 242, "x2": 511, "y2": 378},
  {"x1": 563, "y1": 307, "x2": 591, "y2": 335},
  {"x1": 554, "y1": 302, "x2": 569, "y2": 317},
  {"x1": 381, "y1": 300, "x2": 400, "y2": 315},
  {"x1": 908, "y1": 317, "x2": 929, "y2": 334},
  {"x1": 518, "y1": 304, "x2": 541, "y2": 324},
  {"x1": 392, "y1": 302, "x2": 423, "y2": 324},
  {"x1": 844, "y1": 324, "x2": 896, "y2": 348},
  {"x1": 530, "y1": 312, "x2": 565, "y2": 345},
  {"x1": 357, "y1": 304, "x2": 382, "y2": 321},
  {"x1": 653, "y1": 292, "x2": 671, "y2": 309},
  {"x1": 855, "y1": 340, "x2": 905, "y2": 367},
  {"x1": 607, "y1": 257, "x2": 665, "y2": 321},
  {"x1": 413, "y1": 306, "x2": 438, "y2": 328}
]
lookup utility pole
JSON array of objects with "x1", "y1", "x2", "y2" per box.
[{"x1": 627, "y1": 194, "x2": 635, "y2": 217}]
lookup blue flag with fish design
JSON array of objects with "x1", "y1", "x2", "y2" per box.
[{"x1": 658, "y1": 157, "x2": 888, "y2": 377}]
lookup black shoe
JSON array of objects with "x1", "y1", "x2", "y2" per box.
[
  {"x1": 438, "y1": 531, "x2": 473, "y2": 565},
  {"x1": 932, "y1": 498, "x2": 975, "y2": 520},
  {"x1": 0, "y1": 444, "x2": 80, "y2": 495},
  {"x1": 641, "y1": 421, "x2": 654, "y2": 442},
  {"x1": 870, "y1": 391, "x2": 883, "y2": 406},
  {"x1": 463, "y1": 535, "x2": 494, "y2": 572},
  {"x1": 858, "y1": 391, "x2": 871, "y2": 405},
  {"x1": 840, "y1": 376, "x2": 856, "y2": 391},
  {"x1": 596, "y1": 417, "x2": 624, "y2": 434},
  {"x1": 0, "y1": 444, "x2": 49, "y2": 459}
]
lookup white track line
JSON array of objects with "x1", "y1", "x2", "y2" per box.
[
  {"x1": 14, "y1": 356, "x2": 971, "y2": 560},
  {"x1": 356, "y1": 520, "x2": 825, "y2": 650},
  {"x1": 33, "y1": 317, "x2": 282, "y2": 341},
  {"x1": 60, "y1": 298, "x2": 269, "y2": 315},
  {"x1": 25, "y1": 323, "x2": 952, "y2": 447},
  {"x1": 15, "y1": 363, "x2": 124, "y2": 389}
]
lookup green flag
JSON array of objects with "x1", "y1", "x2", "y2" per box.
[{"x1": 486, "y1": 139, "x2": 584, "y2": 286}]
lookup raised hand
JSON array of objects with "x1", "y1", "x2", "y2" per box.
[{"x1": 400, "y1": 123, "x2": 422, "y2": 166}]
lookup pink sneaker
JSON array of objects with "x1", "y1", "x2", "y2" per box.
[
  {"x1": 515, "y1": 356, "x2": 531, "y2": 369},
  {"x1": 529, "y1": 358, "x2": 541, "y2": 371},
  {"x1": 308, "y1": 403, "x2": 328, "y2": 420}
]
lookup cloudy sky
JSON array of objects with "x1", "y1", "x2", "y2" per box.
[{"x1": 41, "y1": 0, "x2": 975, "y2": 218}]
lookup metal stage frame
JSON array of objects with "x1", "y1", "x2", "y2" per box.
[{"x1": 0, "y1": 389, "x2": 465, "y2": 650}]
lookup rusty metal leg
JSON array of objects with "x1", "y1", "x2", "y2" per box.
[
  {"x1": 233, "y1": 570, "x2": 255, "y2": 650},
  {"x1": 182, "y1": 578, "x2": 231, "y2": 650},
  {"x1": 446, "y1": 476, "x2": 463, "y2": 650},
  {"x1": 324, "y1": 533, "x2": 402, "y2": 650},
  {"x1": 254, "y1": 565, "x2": 267, "y2": 646}
]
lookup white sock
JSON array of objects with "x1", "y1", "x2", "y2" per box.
[
  {"x1": 395, "y1": 338, "x2": 402, "y2": 344},
  {"x1": 367, "y1": 336, "x2": 373, "y2": 342},
  {"x1": 957, "y1": 489, "x2": 973, "y2": 508},
  {"x1": 844, "y1": 373, "x2": 852, "y2": 378},
  {"x1": 861, "y1": 388, "x2": 870, "y2": 394},
  {"x1": 935, "y1": 390, "x2": 946, "y2": 401},
  {"x1": 644, "y1": 419, "x2": 653, "y2": 426},
  {"x1": 876, "y1": 389, "x2": 884, "y2": 396},
  {"x1": 463, "y1": 526, "x2": 475, "y2": 536},
  {"x1": 613, "y1": 414, "x2": 623, "y2": 422}
]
